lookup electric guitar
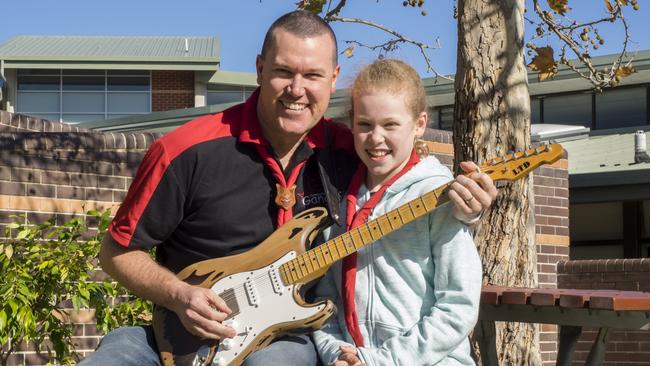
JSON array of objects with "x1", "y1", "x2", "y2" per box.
[{"x1": 153, "y1": 143, "x2": 565, "y2": 366}]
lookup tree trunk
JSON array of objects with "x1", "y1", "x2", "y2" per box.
[{"x1": 454, "y1": 0, "x2": 541, "y2": 365}]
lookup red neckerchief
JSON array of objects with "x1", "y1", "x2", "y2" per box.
[
  {"x1": 342, "y1": 149, "x2": 420, "y2": 347},
  {"x1": 238, "y1": 88, "x2": 326, "y2": 227}
]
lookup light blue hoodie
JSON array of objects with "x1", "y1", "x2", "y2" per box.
[{"x1": 313, "y1": 155, "x2": 482, "y2": 366}]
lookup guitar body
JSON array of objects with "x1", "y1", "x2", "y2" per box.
[{"x1": 153, "y1": 207, "x2": 336, "y2": 366}]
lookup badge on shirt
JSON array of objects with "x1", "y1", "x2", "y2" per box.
[{"x1": 275, "y1": 184, "x2": 297, "y2": 210}]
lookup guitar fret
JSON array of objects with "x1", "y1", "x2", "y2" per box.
[
  {"x1": 297, "y1": 257, "x2": 309, "y2": 278},
  {"x1": 288, "y1": 261, "x2": 301, "y2": 282},
  {"x1": 333, "y1": 238, "x2": 345, "y2": 259},
  {"x1": 350, "y1": 226, "x2": 370, "y2": 250},
  {"x1": 303, "y1": 254, "x2": 315, "y2": 273},
  {"x1": 421, "y1": 191, "x2": 436, "y2": 211},
  {"x1": 315, "y1": 246, "x2": 327, "y2": 267},
  {"x1": 309, "y1": 252, "x2": 320, "y2": 270},
  {"x1": 410, "y1": 199, "x2": 427, "y2": 217},
  {"x1": 367, "y1": 221, "x2": 381, "y2": 241},
  {"x1": 321, "y1": 244, "x2": 334, "y2": 264},
  {"x1": 378, "y1": 216, "x2": 392, "y2": 235},
  {"x1": 399, "y1": 205, "x2": 415, "y2": 223},
  {"x1": 342, "y1": 234, "x2": 356, "y2": 254}
]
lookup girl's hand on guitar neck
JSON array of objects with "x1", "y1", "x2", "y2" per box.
[
  {"x1": 170, "y1": 282, "x2": 237, "y2": 340},
  {"x1": 449, "y1": 161, "x2": 498, "y2": 224}
]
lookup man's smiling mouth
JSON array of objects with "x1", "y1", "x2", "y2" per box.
[{"x1": 281, "y1": 101, "x2": 308, "y2": 111}]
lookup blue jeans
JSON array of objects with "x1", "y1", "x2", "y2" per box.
[{"x1": 78, "y1": 326, "x2": 321, "y2": 366}]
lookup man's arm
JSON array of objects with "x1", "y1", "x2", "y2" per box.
[
  {"x1": 98, "y1": 234, "x2": 236, "y2": 340},
  {"x1": 449, "y1": 161, "x2": 498, "y2": 223}
]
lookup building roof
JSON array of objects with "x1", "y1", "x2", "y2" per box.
[
  {"x1": 419, "y1": 49, "x2": 650, "y2": 107},
  {"x1": 0, "y1": 35, "x2": 220, "y2": 71},
  {"x1": 559, "y1": 126, "x2": 650, "y2": 203}
]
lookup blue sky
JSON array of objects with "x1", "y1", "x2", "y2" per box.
[{"x1": 1, "y1": 0, "x2": 648, "y2": 86}]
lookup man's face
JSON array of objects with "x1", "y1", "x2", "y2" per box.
[{"x1": 256, "y1": 28, "x2": 340, "y2": 145}]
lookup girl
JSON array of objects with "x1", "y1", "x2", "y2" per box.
[{"x1": 313, "y1": 59, "x2": 482, "y2": 366}]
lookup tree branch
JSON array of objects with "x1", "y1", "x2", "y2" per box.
[
  {"x1": 531, "y1": 0, "x2": 633, "y2": 90},
  {"x1": 327, "y1": 14, "x2": 451, "y2": 80}
]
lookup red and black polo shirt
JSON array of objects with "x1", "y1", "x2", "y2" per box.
[{"x1": 108, "y1": 89, "x2": 357, "y2": 273}]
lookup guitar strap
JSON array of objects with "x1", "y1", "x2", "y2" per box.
[{"x1": 316, "y1": 125, "x2": 352, "y2": 227}]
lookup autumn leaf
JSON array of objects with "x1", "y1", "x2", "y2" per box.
[
  {"x1": 616, "y1": 65, "x2": 636, "y2": 78},
  {"x1": 527, "y1": 46, "x2": 558, "y2": 81},
  {"x1": 296, "y1": 0, "x2": 326, "y2": 14},
  {"x1": 618, "y1": 0, "x2": 629, "y2": 5},
  {"x1": 605, "y1": 0, "x2": 614, "y2": 13},
  {"x1": 344, "y1": 47, "x2": 354, "y2": 58},
  {"x1": 547, "y1": 0, "x2": 570, "y2": 15}
]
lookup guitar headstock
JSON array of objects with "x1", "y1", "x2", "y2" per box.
[{"x1": 480, "y1": 143, "x2": 565, "y2": 182}]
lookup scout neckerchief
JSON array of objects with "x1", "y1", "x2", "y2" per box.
[
  {"x1": 254, "y1": 144, "x2": 308, "y2": 226},
  {"x1": 342, "y1": 149, "x2": 420, "y2": 347}
]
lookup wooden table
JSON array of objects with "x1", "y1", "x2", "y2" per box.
[{"x1": 476, "y1": 286, "x2": 650, "y2": 366}]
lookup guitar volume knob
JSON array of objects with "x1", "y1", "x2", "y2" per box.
[{"x1": 220, "y1": 338, "x2": 235, "y2": 351}]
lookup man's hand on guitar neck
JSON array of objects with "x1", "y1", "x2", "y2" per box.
[
  {"x1": 168, "y1": 282, "x2": 237, "y2": 340},
  {"x1": 449, "y1": 161, "x2": 498, "y2": 224}
]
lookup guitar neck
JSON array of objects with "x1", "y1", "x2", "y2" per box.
[
  {"x1": 277, "y1": 143, "x2": 565, "y2": 285},
  {"x1": 279, "y1": 181, "x2": 453, "y2": 285}
]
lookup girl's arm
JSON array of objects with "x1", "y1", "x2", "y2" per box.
[
  {"x1": 312, "y1": 265, "x2": 357, "y2": 365},
  {"x1": 357, "y1": 207, "x2": 483, "y2": 366}
]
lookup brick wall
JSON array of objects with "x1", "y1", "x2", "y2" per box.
[
  {"x1": 0, "y1": 111, "x2": 161, "y2": 365},
  {"x1": 558, "y1": 259, "x2": 650, "y2": 365},
  {"x1": 0, "y1": 115, "x2": 569, "y2": 365},
  {"x1": 151, "y1": 70, "x2": 195, "y2": 111}
]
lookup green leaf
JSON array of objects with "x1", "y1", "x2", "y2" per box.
[
  {"x1": 4, "y1": 245, "x2": 14, "y2": 260},
  {"x1": 79, "y1": 287, "x2": 90, "y2": 301},
  {"x1": 6, "y1": 222, "x2": 20, "y2": 229},
  {"x1": 16, "y1": 229, "x2": 30, "y2": 240},
  {"x1": 0, "y1": 309, "x2": 6, "y2": 331}
]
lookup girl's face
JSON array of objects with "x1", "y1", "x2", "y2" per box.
[{"x1": 352, "y1": 89, "x2": 426, "y2": 192}]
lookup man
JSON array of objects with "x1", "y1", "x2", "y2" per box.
[{"x1": 80, "y1": 10, "x2": 497, "y2": 366}]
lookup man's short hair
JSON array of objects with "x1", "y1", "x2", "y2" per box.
[{"x1": 260, "y1": 10, "x2": 338, "y2": 66}]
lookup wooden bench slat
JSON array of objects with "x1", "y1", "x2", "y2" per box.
[{"x1": 480, "y1": 286, "x2": 650, "y2": 311}]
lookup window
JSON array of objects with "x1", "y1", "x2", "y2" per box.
[
  {"x1": 435, "y1": 106, "x2": 454, "y2": 131},
  {"x1": 596, "y1": 87, "x2": 647, "y2": 130},
  {"x1": 543, "y1": 93, "x2": 592, "y2": 127},
  {"x1": 207, "y1": 84, "x2": 255, "y2": 105},
  {"x1": 530, "y1": 98, "x2": 541, "y2": 124},
  {"x1": 16, "y1": 69, "x2": 151, "y2": 123}
]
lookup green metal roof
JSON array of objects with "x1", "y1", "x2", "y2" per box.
[
  {"x1": 208, "y1": 70, "x2": 258, "y2": 87},
  {"x1": 559, "y1": 126, "x2": 650, "y2": 203},
  {"x1": 0, "y1": 35, "x2": 220, "y2": 70}
]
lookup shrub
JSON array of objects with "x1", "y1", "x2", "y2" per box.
[{"x1": 0, "y1": 210, "x2": 152, "y2": 365}]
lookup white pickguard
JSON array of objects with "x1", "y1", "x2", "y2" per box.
[{"x1": 200, "y1": 251, "x2": 326, "y2": 366}]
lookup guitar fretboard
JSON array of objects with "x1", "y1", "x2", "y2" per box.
[{"x1": 279, "y1": 181, "x2": 453, "y2": 285}]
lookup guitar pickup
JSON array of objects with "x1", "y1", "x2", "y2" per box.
[
  {"x1": 244, "y1": 279, "x2": 259, "y2": 307},
  {"x1": 269, "y1": 268, "x2": 284, "y2": 294}
]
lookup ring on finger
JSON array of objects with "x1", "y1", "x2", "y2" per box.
[{"x1": 464, "y1": 195, "x2": 474, "y2": 204}]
